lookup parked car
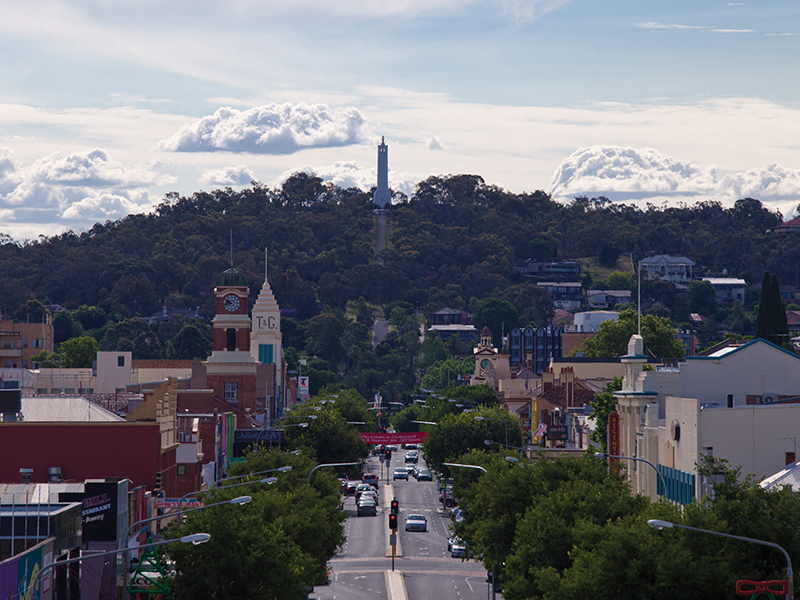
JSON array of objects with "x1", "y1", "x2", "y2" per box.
[
  {"x1": 404, "y1": 513, "x2": 428, "y2": 531},
  {"x1": 416, "y1": 469, "x2": 433, "y2": 481},
  {"x1": 357, "y1": 497, "x2": 378, "y2": 516},
  {"x1": 393, "y1": 468, "x2": 409, "y2": 481}
]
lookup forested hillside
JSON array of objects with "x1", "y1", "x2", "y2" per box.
[{"x1": 1, "y1": 172, "x2": 797, "y2": 384}]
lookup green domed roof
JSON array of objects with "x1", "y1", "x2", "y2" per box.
[{"x1": 216, "y1": 268, "x2": 248, "y2": 288}]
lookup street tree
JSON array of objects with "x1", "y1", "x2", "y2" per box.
[
  {"x1": 59, "y1": 336, "x2": 97, "y2": 368},
  {"x1": 167, "y1": 450, "x2": 345, "y2": 600}
]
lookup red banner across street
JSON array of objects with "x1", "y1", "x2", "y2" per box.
[{"x1": 360, "y1": 432, "x2": 429, "y2": 444}]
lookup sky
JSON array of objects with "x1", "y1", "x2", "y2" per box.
[{"x1": 1, "y1": 0, "x2": 799, "y2": 241}]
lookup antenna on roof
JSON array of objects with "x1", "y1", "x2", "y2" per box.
[
  {"x1": 229, "y1": 229, "x2": 233, "y2": 267},
  {"x1": 265, "y1": 247, "x2": 268, "y2": 281}
]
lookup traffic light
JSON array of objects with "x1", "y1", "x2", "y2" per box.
[
  {"x1": 380, "y1": 445, "x2": 386, "y2": 454},
  {"x1": 385, "y1": 449, "x2": 391, "y2": 461},
  {"x1": 390, "y1": 499, "x2": 398, "y2": 515},
  {"x1": 388, "y1": 513, "x2": 397, "y2": 530}
]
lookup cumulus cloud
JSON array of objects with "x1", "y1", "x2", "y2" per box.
[
  {"x1": 549, "y1": 146, "x2": 717, "y2": 199},
  {"x1": 0, "y1": 148, "x2": 167, "y2": 236},
  {"x1": 549, "y1": 146, "x2": 800, "y2": 206},
  {"x1": 199, "y1": 165, "x2": 256, "y2": 187},
  {"x1": 158, "y1": 103, "x2": 369, "y2": 155}
]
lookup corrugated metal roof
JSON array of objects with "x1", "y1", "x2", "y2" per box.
[{"x1": 19, "y1": 396, "x2": 124, "y2": 422}]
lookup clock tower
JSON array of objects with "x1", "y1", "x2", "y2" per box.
[{"x1": 205, "y1": 267, "x2": 259, "y2": 417}]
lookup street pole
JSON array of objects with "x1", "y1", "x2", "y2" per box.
[
  {"x1": 648, "y1": 519, "x2": 793, "y2": 600},
  {"x1": 595, "y1": 452, "x2": 667, "y2": 498}
]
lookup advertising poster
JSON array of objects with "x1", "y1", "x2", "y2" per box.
[{"x1": 298, "y1": 376, "x2": 310, "y2": 400}]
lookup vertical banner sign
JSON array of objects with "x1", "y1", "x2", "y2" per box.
[{"x1": 607, "y1": 410, "x2": 621, "y2": 475}]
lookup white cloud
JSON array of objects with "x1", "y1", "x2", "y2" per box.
[
  {"x1": 158, "y1": 103, "x2": 369, "y2": 155},
  {"x1": 719, "y1": 164, "x2": 800, "y2": 200},
  {"x1": 60, "y1": 190, "x2": 156, "y2": 220},
  {"x1": 26, "y1": 148, "x2": 168, "y2": 188},
  {"x1": 500, "y1": 0, "x2": 570, "y2": 22},
  {"x1": 426, "y1": 134, "x2": 446, "y2": 151},
  {"x1": 635, "y1": 22, "x2": 712, "y2": 30},
  {"x1": 549, "y1": 146, "x2": 800, "y2": 206},
  {"x1": 199, "y1": 165, "x2": 256, "y2": 187},
  {"x1": 549, "y1": 146, "x2": 717, "y2": 199}
]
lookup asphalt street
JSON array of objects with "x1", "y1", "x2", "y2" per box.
[{"x1": 310, "y1": 451, "x2": 497, "y2": 600}]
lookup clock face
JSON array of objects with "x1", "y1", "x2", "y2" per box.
[
  {"x1": 480, "y1": 359, "x2": 489, "y2": 369},
  {"x1": 223, "y1": 294, "x2": 240, "y2": 312}
]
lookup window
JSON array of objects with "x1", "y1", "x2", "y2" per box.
[
  {"x1": 21, "y1": 338, "x2": 27, "y2": 348},
  {"x1": 226, "y1": 328, "x2": 236, "y2": 351},
  {"x1": 177, "y1": 465, "x2": 186, "y2": 476},
  {"x1": 51, "y1": 388, "x2": 61, "y2": 394},
  {"x1": 118, "y1": 355, "x2": 125, "y2": 367},
  {"x1": 258, "y1": 344, "x2": 274, "y2": 364},
  {"x1": 65, "y1": 388, "x2": 75, "y2": 394},
  {"x1": 2, "y1": 339, "x2": 9, "y2": 349},
  {"x1": 12, "y1": 339, "x2": 16, "y2": 349},
  {"x1": 224, "y1": 381, "x2": 239, "y2": 402},
  {"x1": 2, "y1": 360, "x2": 9, "y2": 368},
  {"x1": 22, "y1": 360, "x2": 27, "y2": 369},
  {"x1": 37, "y1": 388, "x2": 47, "y2": 394}
]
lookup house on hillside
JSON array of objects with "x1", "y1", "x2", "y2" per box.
[
  {"x1": 428, "y1": 308, "x2": 478, "y2": 341},
  {"x1": 514, "y1": 259, "x2": 581, "y2": 280},
  {"x1": 772, "y1": 216, "x2": 800, "y2": 234},
  {"x1": 702, "y1": 277, "x2": 746, "y2": 303},
  {"x1": 587, "y1": 289, "x2": 631, "y2": 309},
  {"x1": 640, "y1": 255, "x2": 694, "y2": 284},
  {"x1": 536, "y1": 282, "x2": 582, "y2": 310}
]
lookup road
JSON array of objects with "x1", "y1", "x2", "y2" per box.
[{"x1": 310, "y1": 451, "x2": 498, "y2": 600}]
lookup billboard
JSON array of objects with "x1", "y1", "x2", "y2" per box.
[
  {"x1": 298, "y1": 376, "x2": 310, "y2": 400},
  {"x1": 0, "y1": 538, "x2": 53, "y2": 600},
  {"x1": 359, "y1": 432, "x2": 429, "y2": 444}
]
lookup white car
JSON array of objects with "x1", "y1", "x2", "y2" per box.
[{"x1": 405, "y1": 514, "x2": 427, "y2": 532}]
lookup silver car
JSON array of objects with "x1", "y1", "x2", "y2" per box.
[{"x1": 404, "y1": 514, "x2": 427, "y2": 531}]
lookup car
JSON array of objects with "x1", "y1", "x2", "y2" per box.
[
  {"x1": 387, "y1": 444, "x2": 399, "y2": 452},
  {"x1": 362, "y1": 473, "x2": 379, "y2": 488},
  {"x1": 404, "y1": 452, "x2": 418, "y2": 464},
  {"x1": 355, "y1": 483, "x2": 376, "y2": 502},
  {"x1": 404, "y1": 443, "x2": 418, "y2": 450},
  {"x1": 405, "y1": 513, "x2": 427, "y2": 531},
  {"x1": 392, "y1": 468, "x2": 408, "y2": 480},
  {"x1": 357, "y1": 498, "x2": 378, "y2": 516},
  {"x1": 416, "y1": 469, "x2": 433, "y2": 481},
  {"x1": 450, "y1": 537, "x2": 470, "y2": 558},
  {"x1": 344, "y1": 481, "x2": 359, "y2": 496},
  {"x1": 439, "y1": 490, "x2": 456, "y2": 507}
]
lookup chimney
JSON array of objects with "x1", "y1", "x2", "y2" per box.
[
  {"x1": 20, "y1": 468, "x2": 33, "y2": 483},
  {"x1": 561, "y1": 367, "x2": 574, "y2": 408},
  {"x1": 542, "y1": 368, "x2": 554, "y2": 393},
  {"x1": 48, "y1": 467, "x2": 62, "y2": 483}
]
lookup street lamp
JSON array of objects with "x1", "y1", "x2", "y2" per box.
[
  {"x1": 484, "y1": 439, "x2": 524, "y2": 453},
  {"x1": 475, "y1": 415, "x2": 525, "y2": 458},
  {"x1": 307, "y1": 462, "x2": 360, "y2": 484},
  {"x1": 442, "y1": 462, "x2": 488, "y2": 474},
  {"x1": 33, "y1": 534, "x2": 210, "y2": 600},
  {"x1": 178, "y1": 465, "x2": 290, "y2": 516},
  {"x1": 647, "y1": 519, "x2": 794, "y2": 600},
  {"x1": 595, "y1": 452, "x2": 667, "y2": 498},
  {"x1": 412, "y1": 420, "x2": 438, "y2": 426}
]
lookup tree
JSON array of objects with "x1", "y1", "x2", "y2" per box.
[
  {"x1": 166, "y1": 450, "x2": 346, "y2": 600},
  {"x1": 280, "y1": 402, "x2": 370, "y2": 465},
  {"x1": 305, "y1": 313, "x2": 346, "y2": 365},
  {"x1": 473, "y1": 297, "x2": 518, "y2": 348},
  {"x1": 59, "y1": 336, "x2": 97, "y2": 368},
  {"x1": 572, "y1": 308, "x2": 685, "y2": 359},
  {"x1": 168, "y1": 323, "x2": 212, "y2": 359},
  {"x1": 688, "y1": 279, "x2": 717, "y2": 315},
  {"x1": 756, "y1": 271, "x2": 789, "y2": 346},
  {"x1": 53, "y1": 310, "x2": 85, "y2": 344},
  {"x1": 588, "y1": 376, "x2": 622, "y2": 453}
]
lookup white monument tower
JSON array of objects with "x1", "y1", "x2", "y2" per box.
[{"x1": 373, "y1": 136, "x2": 391, "y2": 209}]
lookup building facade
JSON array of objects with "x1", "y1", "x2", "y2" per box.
[
  {"x1": 0, "y1": 316, "x2": 54, "y2": 370},
  {"x1": 640, "y1": 255, "x2": 695, "y2": 284}
]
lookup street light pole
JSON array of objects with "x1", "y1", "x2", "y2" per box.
[
  {"x1": 307, "y1": 462, "x2": 360, "y2": 484},
  {"x1": 475, "y1": 415, "x2": 525, "y2": 458},
  {"x1": 33, "y1": 533, "x2": 210, "y2": 600},
  {"x1": 595, "y1": 452, "x2": 667, "y2": 498},
  {"x1": 442, "y1": 462, "x2": 487, "y2": 474},
  {"x1": 648, "y1": 519, "x2": 794, "y2": 600}
]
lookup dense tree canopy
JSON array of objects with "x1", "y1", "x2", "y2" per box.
[{"x1": 572, "y1": 308, "x2": 686, "y2": 359}]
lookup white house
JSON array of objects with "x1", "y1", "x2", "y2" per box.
[
  {"x1": 640, "y1": 255, "x2": 695, "y2": 284},
  {"x1": 572, "y1": 310, "x2": 619, "y2": 333}
]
